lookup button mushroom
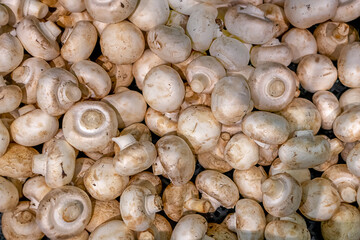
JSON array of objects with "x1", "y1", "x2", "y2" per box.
[
  {"x1": 145, "y1": 107, "x2": 178, "y2": 137},
  {"x1": 312, "y1": 91, "x2": 341, "y2": 130},
  {"x1": 22, "y1": 176, "x2": 51, "y2": 211},
  {"x1": 89, "y1": 220, "x2": 135, "y2": 240},
  {"x1": 333, "y1": 105, "x2": 360, "y2": 143},
  {"x1": 86, "y1": 199, "x2": 121, "y2": 232},
  {"x1": 338, "y1": 42, "x2": 360, "y2": 88},
  {"x1": 171, "y1": 214, "x2": 211, "y2": 240},
  {"x1": 269, "y1": 158, "x2": 311, "y2": 184},
  {"x1": 339, "y1": 88, "x2": 360, "y2": 112},
  {"x1": 0, "y1": 33, "x2": 23, "y2": 75},
  {"x1": 0, "y1": 176, "x2": 19, "y2": 212}
]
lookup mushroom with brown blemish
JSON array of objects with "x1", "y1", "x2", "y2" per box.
[
  {"x1": 338, "y1": 42, "x2": 360, "y2": 88},
  {"x1": 258, "y1": 3, "x2": 289, "y2": 37},
  {"x1": 0, "y1": 76, "x2": 22, "y2": 115},
  {"x1": 86, "y1": 199, "x2": 121, "y2": 232}
]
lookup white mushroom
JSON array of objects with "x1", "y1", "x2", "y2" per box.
[
  {"x1": 89, "y1": 220, "x2": 135, "y2": 240},
  {"x1": 22, "y1": 176, "x2": 52, "y2": 210},
  {"x1": 0, "y1": 33, "x2": 24, "y2": 75},
  {"x1": 171, "y1": 214, "x2": 210, "y2": 240},
  {"x1": 338, "y1": 42, "x2": 360, "y2": 88},
  {"x1": 0, "y1": 176, "x2": 19, "y2": 212}
]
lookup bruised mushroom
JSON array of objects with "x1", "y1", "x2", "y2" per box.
[{"x1": 258, "y1": 3, "x2": 289, "y2": 37}]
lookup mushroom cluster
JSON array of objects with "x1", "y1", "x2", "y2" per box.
[{"x1": 0, "y1": 0, "x2": 359, "y2": 239}]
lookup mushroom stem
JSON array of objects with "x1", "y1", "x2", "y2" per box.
[
  {"x1": 226, "y1": 213, "x2": 237, "y2": 232},
  {"x1": 332, "y1": 23, "x2": 349, "y2": 42},
  {"x1": 184, "y1": 198, "x2": 212, "y2": 213},
  {"x1": 138, "y1": 231, "x2": 155, "y2": 240},
  {"x1": 24, "y1": 0, "x2": 49, "y2": 19},
  {"x1": 145, "y1": 194, "x2": 162, "y2": 215},
  {"x1": 190, "y1": 74, "x2": 210, "y2": 93},
  {"x1": 32, "y1": 154, "x2": 47, "y2": 176},
  {"x1": 201, "y1": 192, "x2": 222, "y2": 211},
  {"x1": 261, "y1": 178, "x2": 284, "y2": 198},
  {"x1": 17, "y1": 105, "x2": 36, "y2": 116},
  {"x1": 112, "y1": 134, "x2": 137, "y2": 150},
  {"x1": 152, "y1": 157, "x2": 165, "y2": 176},
  {"x1": 338, "y1": 182, "x2": 357, "y2": 203},
  {"x1": 12, "y1": 66, "x2": 31, "y2": 84},
  {"x1": 61, "y1": 201, "x2": 83, "y2": 222},
  {"x1": 59, "y1": 82, "x2": 82, "y2": 103},
  {"x1": 38, "y1": 21, "x2": 61, "y2": 41}
]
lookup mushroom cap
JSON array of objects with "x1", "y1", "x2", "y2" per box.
[
  {"x1": 2, "y1": 201, "x2": 44, "y2": 240},
  {"x1": 86, "y1": 199, "x2": 121, "y2": 232},
  {"x1": 233, "y1": 166, "x2": 267, "y2": 202},
  {"x1": 129, "y1": 0, "x2": 169, "y2": 31},
  {"x1": 209, "y1": 36, "x2": 250, "y2": 71},
  {"x1": 269, "y1": 158, "x2": 311, "y2": 184},
  {"x1": 284, "y1": 0, "x2": 338, "y2": 29},
  {"x1": 149, "y1": 214, "x2": 173, "y2": 240},
  {"x1": 0, "y1": 119, "x2": 9, "y2": 157},
  {"x1": 0, "y1": 84, "x2": 22, "y2": 114},
  {"x1": 100, "y1": 21, "x2": 144, "y2": 65},
  {"x1": 37, "y1": 67, "x2": 81, "y2": 116},
  {"x1": 155, "y1": 135, "x2": 195, "y2": 186},
  {"x1": 89, "y1": 220, "x2": 135, "y2": 240},
  {"x1": 262, "y1": 173, "x2": 302, "y2": 217},
  {"x1": 143, "y1": 65, "x2": 185, "y2": 113},
  {"x1": 0, "y1": 33, "x2": 23, "y2": 75},
  {"x1": 339, "y1": 88, "x2": 360, "y2": 112},
  {"x1": 279, "y1": 131, "x2": 331, "y2": 169},
  {"x1": 147, "y1": 25, "x2": 191, "y2": 64},
  {"x1": 61, "y1": 21, "x2": 97, "y2": 63},
  {"x1": 168, "y1": 0, "x2": 199, "y2": 15},
  {"x1": 242, "y1": 111, "x2": 290, "y2": 145},
  {"x1": 177, "y1": 105, "x2": 221, "y2": 154},
  {"x1": 258, "y1": 3, "x2": 289, "y2": 37},
  {"x1": 85, "y1": 0, "x2": 138, "y2": 23},
  {"x1": 84, "y1": 157, "x2": 129, "y2": 201},
  {"x1": 321, "y1": 203, "x2": 360, "y2": 240},
  {"x1": 171, "y1": 214, "x2": 208, "y2": 240},
  {"x1": 333, "y1": 105, "x2": 360, "y2": 142},
  {"x1": 36, "y1": 186, "x2": 92, "y2": 239},
  {"x1": 224, "y1": 133, "x2": 259, "y2": 170},
  {"x1": 250, "y1": 40, "x2": 293, "y2": 67},
  {"x1": 338, "y1": 42, "x2": 360, "y2": 88},
  {"x1": 0, "y1": 143, "x2": 38, "y2": 179},
  {"x1": 16, "y1": 16, "x2": 60, "y2": 60},
  {"x1": 119, "y1": 123, "x2": 152, "y2": 142},
  {"x1": 10, "y1": 108, "x2": 59, "y2": 146},
  {"x1": 211, "y1": 76, "x2": 252, "y2": 125},
  {"x1": 312, "y1": 91, "x2": 341, "y2": 130},
  {"x1": 72, "y1": 157, "x2": 95, "y2": 190},
  {"x1": 71, "y1": 60, "x2": 111, "y2": 99},
  {"x1": 300, "y1": 178, "x2": 341, "y2": 221},
  {"x1": 233, "y1": 199, "x2": 266, "y2": 240},
  {"x1": 63, "y1": 101, "x2": 118, "y2": 152},
  {"x1": 278, "y1": 97, "x2": 322, "y2": 135},
  {"x1": 22, "y1": 176, "x2": 51, "y2": 210},
  {"x1": 145, "y1": 107, "x2": 178, "y2": 137},
  {"x1": 346, "y1": 142, "x2": 360, "y2": 177},
  {"x1": 332, "y1": 0, "x2": 360, "y2": 22},
  {"x1": 248, "y1": 62, "x2": 296, "y2": 112},
  {"x1": 59, "y1": 0, "x2": 86, "y2": 12},
  {"x1": 128, "y1": 171, "x2": 162, "y2": 195},
  {"x1": 0, "y1": 176, "x2": 19, "y2": 212},
  {"x1": 206, "y1": 223, "x2": 237, "y2": 240},
  {"x1": 195, "y1": 170, "x2": 239, "y2": 209},
  {"x1": 265, "y1": 220, "x2": 311, "y2": 240},
  {"x1": 225, "y1": 4, "x2": 277, "y2": 44},
  {"x1": 120, "y1": 184, "x2": 162, "y2": 231}
]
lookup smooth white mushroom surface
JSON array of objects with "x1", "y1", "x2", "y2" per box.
[{"x1": 0, "y1": 1, "x2": 359, "y2": 239}]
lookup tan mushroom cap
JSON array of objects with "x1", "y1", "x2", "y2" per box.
[
  {"x1": 206, "y1": 223, "x2": 237, "y2": 240},
  {"x1": 145, "y1": 107, "x2": 178, "y2": 137},
  {"x1": 0, "y1": 176, "x2": 19, "y2": 212},
  {"x1": 171, "y1": 214, "x2": 209, "y2": 240},
  {"x1": 0, "y1": 33, "x2": 24, "y2": 75},
  {"x1": 339, "y1": 88, "x2": 360, "y2": 112},
  {"x1": 265, "y1": 220, "x2": 311, "y2": 240},
  {"x1": 269, "y1": 158, "x2": 311, "y2": 184},
  {"x1": 338, "y1": 42, "x2": 360, "y2": 88},
  {"x1": 0, "y1": 80, "x2": 22, "y2": 115},
  {"x1": 22, "y1": 176, "x2": 52, "y2": 210},
  {"x1": 333, "y1": 105, "x2": 360, "y2": 143},
  {"x1": 312, "y1": 91, "x2": 341, "y2": 130},
  {"x1": 89, "y1": 219, "x2": 135, "y2": 239},
  {"x1": 86, "y1": 199, "x2": 121, "y2": 232},
  {"x1": 195, "y1": 170, "x2": 239, "y2": 210}
]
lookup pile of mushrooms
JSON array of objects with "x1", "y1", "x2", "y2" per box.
[{"x1": 0, "y1": 0, "x2": 360, "y2": 239}]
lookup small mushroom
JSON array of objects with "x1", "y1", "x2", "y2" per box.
[
  {"x1": 0, "y1": 143, "x2": 38, "y2": 179},
  {"x1": 86, "y1": 199, "x2": 121, "y2": 232},
  {"x1": 119, "y1": 123, "x2": 152, "y2": 142},
  {"x1": 278, "y1": 130, "x2": 331, "y2": 169},
  {"x1": 297, "y1": 54, "x2": 338, "y2": 93},
  {"x1": 84, "y1": 157, "x2": 129, "y2": 201},
  {"x1": 0, "y1": 176, "x2": 19, "y2": 212},
  {"x1": 0, "y1": 76, "x2": 22, "y2": 115},
  {"x1": 0, "y1": 4, "x2": 8, "y2": 26},
  {"x1": 128, "y1": 171, "x2": 162, "y2": 195},
  {"x1": 284, "y1": 0, "x2": 338, "y2": 29},
  {"x1": 11, "y1": 57, "x2": 51, "y2": 104},
  {"x1": 181, "y1": 82, "x2": 211, "y2": 111},
  {"x1": 0, "y1": 33, "x2": 23, "y2": 75},
  {"x1": 142, "y1": 65, "x2": 185, "y2": 113},
  {"x1": 32, "y1": 138, "x2": 76, "y2": 188},
  {"x1": 195, "y1": 170, "x2": 239, "y2": 210},
  {"x1": 185, "y1": 55, "x2": 226, "y2": 94},
  {"x1": 171, "y1": 214, "x2": 210, "y2": 240},
  {"x1": 332, "y1": 0, "x2": 360, "y2": 22},
  {"x1": 10, "y1": 105, "x2": 59, "y2": 147},
  {"x1": 248, "y1": 62, "x2": 296, "y2": 111},
  {"x1": 211, "y1": 76, "x2": 252, "y2": 125},
  {"x1": 242, "y1": 111, "x2": 290, "y2": 145},
  {"x1": 339, "y1": 88, "x2": 360, "y2": 112},
  {"x1": 312, "y1": 91, "x2": 341, "y2": 130},
  {"x1": 16, "y1": 16, "x2": 61, "y2": 60},
  {"x1": 163, "y1": 182, "x2": 211, "y2": 222},
  {"x1": 153, "y1": 135, "x2": 195, "y2": 186},
  {"x1": 100, "y1": 21, "x2": 144, "y2": 65},
  {"x1": 300, "y1": 178, "x2": 341, "y2": 221},
  {"x1": 225, "y1": 4, "x2": 277, "y2": 44},
  {"x1": 265, "y1": 219, "x2": 311, "y2": 240},
  {"x1": 333, "y1": 105, "x2": 360, "y2": 143},
  {"x1": 258, "y1": 143, "x2": 279, "y2": 166},
  {"x1": 322, "y1": 164, "x2": 359, "y2": 203},
  {"x1": 262, "y1": 173, "x2": 302, "y2": 217},
  {"x1": 145, "y1": 107, "x2": 178, "y2": 137},
  {"x1": 278, "y1": 97, "x2": 322, "y2": 135},
  {"x1": 233, "y1": 166, "x2": 267, "y2": 202},
  {"x1": 166, "y1": 9, "x2": 189, "y2": 31},
  {"x1": 226, "y1": 199, "x2": 266, "y2": 240},
  {"x1": 120, "y1": 184, "x2": 163, "y2": 231},
  {"x1": 314, "y1": 21, "x2": 358, "y2": 60},
  {"x1": 37, "y1": 67, "x2": 82, "y2": 116},
  {"x1": 89, "y1": 220, "x2": 135, "y2": 240},
  {"x1": 338, "y1": 42, "x2": 360, "y2": 88},
  {"x1": 22, "y1": 176, "x2": 52, "y2": 211},
  {"x1": 147, "y1": 25, "x2": 191, "y2": 64},
  {"x1": 61, "y1": 21, "x2": 97, "y2": 63},
  {"x1": 281, "y1": 28, "x2": 317, "y2": 63},
  {"x1": 269, "y1": 158, "x2": 311, "y2": 184},
  {"x1": 177, "y1": 105, "x2": 221, "y2": 154},
  {"x1": 62, "y1": 101, "x2": 118, "y2": 153},
  {"x1": 2, "y1": 201, "x2": 44, "y2": 240},
  {"x1": 36, "y1": 186, "x2": 92, "y2": 239},
  {"x1": 85, "y1": 0, "x2": 138, "y2": 23},
  {"x1": 172, "y1": 51, "x2": 204, "y2": 79},
  {"x1": 112, "y1": 134, "x2": 157, "y2": 176}
]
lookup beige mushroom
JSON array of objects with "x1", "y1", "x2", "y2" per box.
[
  {"x1": 0, "y1": 33, "x2": 23, "y2": 75},
  {"x1": 128, "y1": 171, "x2": 162, "y2": 196},
  {"x1": 145, "y1": 107, "x2": 178, "y2": 137},
  {"x1": 312, "y1": 91, "x2": 341, "y2": 130},
  {"x1": 84, "y1": 157, "x2": 129, "y2": 201},
  {"x1": 258, "y1": 143, "x2": 279, "y2": 166},
  {"x1": 58, "y1": 0, "x2": 85, "y2": 12},
  {"x1": 314, "y1": 137, "x2": 344, "y2": 172},
  {"x1": 86, "y1": 199, "x2": 121, "y2": 232},
  {"x1": 338, "y1": 42, "x2": 360, "y2": 88},
  {"x1": 333, "y1": 105, "x2": 360, "y2": 143},
  {"x1": 171, "y1": 214, "x2": 211, "y2": 240},
  {"x1": 339, "y1": 88, "x2": 360, "y2": 111},
  {"x1": 269, "y1": 158, "x2": 311, "y2": 184},
  {"x1": 0, "y1": 176, "x2": 19, "y2": 212},
  {"x1": 0, "y1": 118, "x2": 9, "y2": 157},
  {"x1": 1, "y1": 0, "x2": 48, "y2": 25},
  {"x1": 258, "y1": 3, "x2": 289, "y2": 37},
  {"x1": 206, "y1": 223, "x2": 237, "y2": 240},
  {"x1": 89, "y1": 220, "x2": 135, "y2": 240},
  {"x1": 71, "y1": 157, "x2": 95, "y2": 190},
  {"x1": 332, "y1": 0, "x2": 360, "y2": 22},
  {"x1": 22, "y1": 176, "x2": 51, "y2": 211},
  {"x1": 265, "y1": 219, "x2": 310, "y2": 240}
]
